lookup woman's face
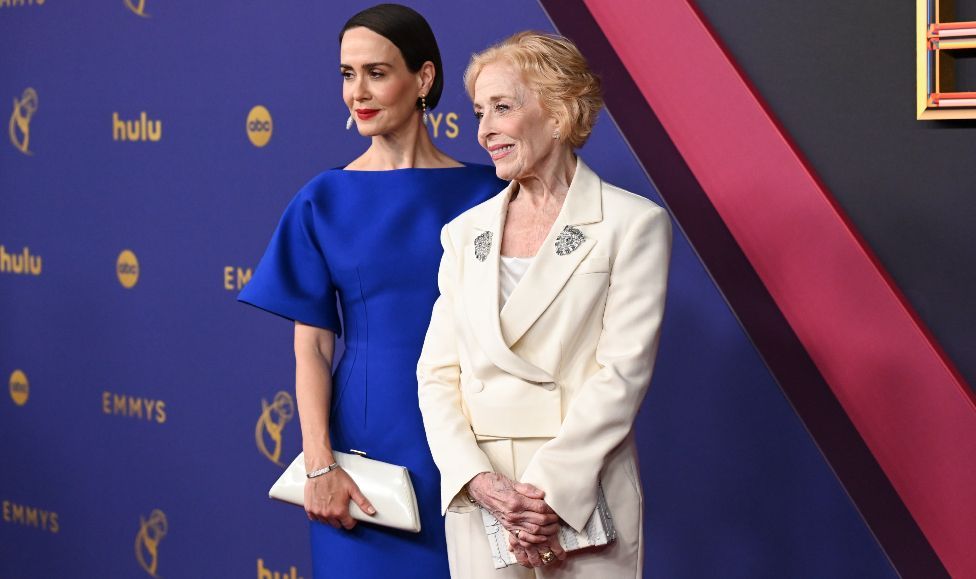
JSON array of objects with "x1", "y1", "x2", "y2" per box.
[
  {"x1": 473, "y1": 62, "x2": 561, "y2": 182},
  {"x1": 340, "y1": 27, "x2": 424, "y2": 136}
]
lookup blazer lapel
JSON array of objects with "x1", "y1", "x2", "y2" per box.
[
  {"x1": 499, "y1": 159, "x2": 604, "y2": 347},
  {"x1": 463, "y1": 183, "x2": 555, "y2": 384}
]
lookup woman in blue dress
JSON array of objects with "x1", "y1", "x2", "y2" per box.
[{"x1": 238, "y1": 4, "x2": 503, "y2": 577}]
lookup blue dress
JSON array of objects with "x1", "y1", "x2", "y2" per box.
[{"x1": 238, "y1": 164, "x2": 503, "y2": 579}]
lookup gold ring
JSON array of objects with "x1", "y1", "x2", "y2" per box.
[{"x1": 541, "y1": 550, "x2": 556, "y2": 565}]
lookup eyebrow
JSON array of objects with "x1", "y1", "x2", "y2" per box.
[
  {"x1": 473, "y1": 95, "x2": 512, "y2": 108},
  {"x1": 339, "y1": 62, "x2": 393, "y2": 69}
]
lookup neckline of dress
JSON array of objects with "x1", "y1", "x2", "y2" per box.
[{"x1": 337, "y1": 162, "x2": 474, "y2": 173}]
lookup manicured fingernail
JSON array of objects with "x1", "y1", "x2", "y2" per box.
[{"x1": 368, "y1": 506, "x2": 376, "y2": 514}]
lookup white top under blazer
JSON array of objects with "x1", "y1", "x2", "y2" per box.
[{"x1": 499, "y1": 255, "x2": 533, "y2": 306}]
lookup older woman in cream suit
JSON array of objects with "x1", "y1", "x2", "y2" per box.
[{"x1": 418, "y1": 32, "x2": 671, "y2": 578}]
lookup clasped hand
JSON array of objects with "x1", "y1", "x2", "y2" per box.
[{"x1": 467, "y1": 472, "x2": 568, "y2": 568}]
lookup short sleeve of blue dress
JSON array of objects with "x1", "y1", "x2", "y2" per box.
[{"x1": 238, "y1": 185, "x2": 342, "y2": 336}]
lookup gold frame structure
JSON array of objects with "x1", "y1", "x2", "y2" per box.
[{"x1": 918, "y1": 0, "x2": 976, "y2": 119}]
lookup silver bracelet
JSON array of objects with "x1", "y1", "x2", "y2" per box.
[{"x1": 306, "y1": 462, "x2": 340, "y2": 479}]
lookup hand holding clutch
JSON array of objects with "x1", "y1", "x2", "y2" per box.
[
  {"x1": 508, "y1": 531, "x2": 567, "y2": 568},
  {"x1": 482, "y1": 485, "x2": 616, "y2": 569},
  {"x1": 305, "y1": 465, "x2": 374, "y2": 529},
  {"x1": 467, "y1": 472, "x2": 560, "y2": 545},
  {"x1": 269, "y1": 451, "x2": 422, "y2": 533}
]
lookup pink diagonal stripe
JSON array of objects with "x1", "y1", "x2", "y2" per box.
[{"x1": 582, "y1": 0, "x2": 976, "y2": 575}]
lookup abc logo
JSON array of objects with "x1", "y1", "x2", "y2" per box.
[
  {"x1": 246, "y1": 105, "x2": 273, "y2": 148},
  {"x1": 9, "y1": 370, "x2": 29, "y2": 406},
  {"x1": 117, "y1": 249, "x2": 140, "y2": 289}
]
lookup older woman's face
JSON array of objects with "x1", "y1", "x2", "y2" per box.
[
  {"x1": 340, "y1": 27, "x2": 423, "y2": 136},
  {"x1": 473, "y1": 62, "x2": 560, "y2": 181}
]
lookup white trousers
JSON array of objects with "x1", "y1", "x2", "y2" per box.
[{"x1": 444, "y1": 437, "x2": 644, "y2": 579}]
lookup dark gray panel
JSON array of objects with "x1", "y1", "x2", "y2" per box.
[{"x1": 693, "y1": 0, "x2": 976, "y2": 388}]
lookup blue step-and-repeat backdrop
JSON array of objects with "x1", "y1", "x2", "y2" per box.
[{"x1": 1, "y1": 1, "x2": 897, "y2": 577}]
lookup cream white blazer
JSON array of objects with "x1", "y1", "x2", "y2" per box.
[{"x1": 417, "y1": 159, "x2": 672, "y2": 532}]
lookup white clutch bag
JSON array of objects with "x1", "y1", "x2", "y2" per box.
[
  {"x1": 481, "y1": 485, "x2": 616, "y2": 569},
  {"x1": 269, "y1": 451, "x2": 421, "y2": 533}
]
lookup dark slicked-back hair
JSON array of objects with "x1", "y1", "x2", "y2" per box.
[{"x1": 340, "y1": 3, "x2": 444, "y2": 110}]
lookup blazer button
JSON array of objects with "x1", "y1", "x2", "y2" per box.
[
  {"x1": 542, "y1": 382, "x2": 557, "y2": 391},
  {"x1": 467, "y1": 380, "x2": 485, "y2": 393}
]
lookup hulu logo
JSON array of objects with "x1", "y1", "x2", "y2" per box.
[
  {"x1": 0, "y1": 246, "x2": 41, "y2": 276},
  {"x1": 113, "y1": 112, "x2": 162, "y2": 142},
  {"x1": 257, "y1": 558, "x2": 303, "y2": 579}
]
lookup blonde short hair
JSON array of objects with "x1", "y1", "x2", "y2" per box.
[{"x1": 465, "y1": 31, "x2": 603, "y2": 149}]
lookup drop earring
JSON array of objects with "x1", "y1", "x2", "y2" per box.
[
  {"x1": 553, "y1": 129, "x2": 560, "y2": 140},
  {"x1": 421, "y1": 95, "x2": 428, "y2": 126},
  {"x1": 346, "y1": 115, "x2": 354, "y2": 130}
]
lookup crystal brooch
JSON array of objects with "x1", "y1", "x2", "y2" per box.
[
  {"x1": 474, "y1": 231, "x2": 493, "y2": 262},
  {"x1": 555, "y1": 225, "x2": 585, "y2": 256}
]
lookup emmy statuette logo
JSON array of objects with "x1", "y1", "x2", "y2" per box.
[
  {"x1": 135, "y1": 509, "x2": 167, "y2": 577},
  {"x1": 8, "y1": 370, "x2": 28, "y2": 406},
  {"x1": 125, "y1": 0, "x2": 149, "y2": 17},
  {"x1": 117, "y1": 249, "x2": 140, "y2": 289},
  {"x1": 256, "y1": 391, "x2": 294, "y2": 466},
  {"x1": 246, "y1": 105, "x2": 273, "y2": 147},
  {"x1": 9, "y1": 88, "x2": 38, "y2": 155}
]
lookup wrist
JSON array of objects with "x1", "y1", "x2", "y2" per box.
[
  {"x1": 466, "y1": 471, "x2": 493, "y2": 502},
  {"x1": 302, "y1": 436, "x2": 336, "y2": 472},
  {"x1": 306, "y1": 462, "x2": 340, "y2": 479},
  {"x1": 302, "y1": 449, "x2": 336, "y2": 472}
]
